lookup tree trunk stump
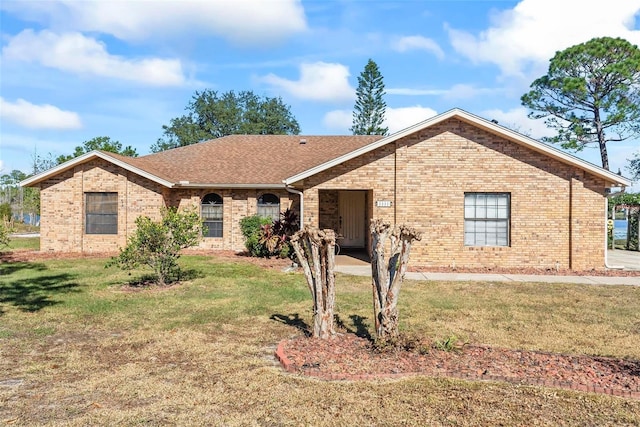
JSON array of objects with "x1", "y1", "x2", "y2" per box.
[
  {"x1": 290, "y1": 227, "x2": 337, "y2": 339},
  {"x1": 370, "y1": 219, "x2": 422, "y2": 341}
]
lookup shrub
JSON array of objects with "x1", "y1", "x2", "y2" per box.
[
  {"x1": 107, "y1": 207, "x2": 203, "y2": 285},
  {"x1": 240, "y1": 209, "x2": 299, "y2": 258},
  {"x1": 259, "y1": 209, "x2": 299, "y2": 259},
  {"x1": 0, "y1": 203, "x2": 11, "y2": 222},
  {"x1": 0, "y1": 222, "x2": 10, "y2": 248},
  {"x1": 240, "y1": 215, "x2": 273, "y2": 257}
]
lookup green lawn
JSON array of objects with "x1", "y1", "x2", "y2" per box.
[
  {"x1": 5, "y1": 236, "x2": 39, "y2": 251},
  {"x1": 1, "y1": 254, "x2": 639, "y2": 425}
]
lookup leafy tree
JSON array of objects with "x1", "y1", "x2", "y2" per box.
[
  {"x1": 0, "y1": 169, "x2": 38, "y2": 224},
  {"x1": 56, "y1": 136, "x2": 138, "y2": 164},
  {"x1": 32, "y1": 151, "x2": 57, "y2": 175},
  {"x1": 152, "y1": 90, "x2": 300, "y2": 152},
  {"x1": 0, "y1": 222, "x2": 10, "y2": 248},
  {"x1": 628, "y1": 151, "x2": 640, "y2": 181},
  {"x1": 351, "y1": 59, "x2": 388, "y2": 136},
  {"x1": 107, "y1": 207, "x2": 203, "y2": 286},
  {"x1": 521, "y1": 37, "x2": 640, "y2": 170}
]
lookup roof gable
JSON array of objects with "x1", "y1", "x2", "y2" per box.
[
  {"x1": 20, "y1": 150, "x2": 175, "y2": 188},
  {"x1": 283, "y1": 108, "x2": 632, "y2": 188}
]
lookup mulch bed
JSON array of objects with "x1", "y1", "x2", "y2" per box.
[
  {"x1": 277, "y1": 334, "x2": 640, "y2": 399},
  {"x1": 4, "y1": 248, "x2": 638, "y2": 276}
]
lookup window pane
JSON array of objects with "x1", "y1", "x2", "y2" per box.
[
  {"x1": 464, "y1": 206, "x2": 475, "y2": 218},
  {"x1": 85, "y1": 193, "x2": 117, "y2": 235},
  {"x1": 202, "y1": 205, "x2": 222, "y2": 220},
  {"x1": 202, "y1": 193, "x2": 223, "y2": 238},
  {"x1": 475, "y1": 203, "x2": 486, "y2": 219},
  {"x1": 204, "y1": 220, "x2": 223, "y2": 238},
  {"x1": 463, "y1": 193, "x2": 510, "y2": 247},
  {"x1": 257, "y1": 193, "x2": 280, "y2": 221}
]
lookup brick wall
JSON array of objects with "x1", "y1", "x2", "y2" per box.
[
  {"x1": 39, "y1": 163, "x2": 294, "y2": 254},
  {"x1": 38, "y1": 118, "x2": 607, "y2": 269},
  {"x1": 298, "y1": 118, "x2": 607, "y2": 270}
]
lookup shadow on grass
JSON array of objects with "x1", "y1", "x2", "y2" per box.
[
  {"x1": 1, "y1": 261, "x2": 47, "y2": 276},
  {"x1": 121, "y1": 268, "x2": 205, "y2": 287},
  {"x1": 270, "y1": 313, "x2": 311, "y2": 337},
  {"x1": 0, "y1": 270, "x2": 79, "y2": 315},
  {"x1": 335, "y1": 314, "x2": 373, "y2": 341}
]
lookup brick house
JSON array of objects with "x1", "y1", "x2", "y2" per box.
[{"x1": 21, "y1": 109, "x2": 631, "y2": 270}]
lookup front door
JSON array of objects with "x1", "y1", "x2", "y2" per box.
[{"x1": 338, "y1": 191, "x2": 365, "y2": 248}]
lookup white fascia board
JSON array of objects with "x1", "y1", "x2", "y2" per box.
[
  {"x1": 454, "y1": 111, "x2": 633, "y2": 187},
  {"x1": 283, "y1": 108, "x2": 632, "y2": 187},
  {"x1": 283, "y1": 109, "x2": 463, "y2": 185},
  {"x1": 19, "y1": 151, "x2": 175, "y2": 188},
  {"x1": 175, "y1": 183, "x2": 286, "y2": 189}
]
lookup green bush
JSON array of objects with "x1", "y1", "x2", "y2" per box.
[
  {"x1": 0, "y1": 203, "x2": 11, "y2": 222},
  {"x1": 240, "y1": 209, "x2": 299, "y2": 258},
  {"x1": 240, "y1": 215, "x2": 272, "y2": 257},
  {"x1": 0, "y1": 222, "x2": 10, "y2": 248},
  {"x1": 107, "y1": 207, "x2": 203, "y2": 285}
]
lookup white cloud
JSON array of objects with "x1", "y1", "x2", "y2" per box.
[
  {"x1": 392, "y1": 35, "x2": 444, "y2": 59},
  {"x1": 323, "y1": 105, "x2": 438, "y2": 133},
  {"x1": 388, "y1": 84, "x2": 501, "y2": 100},
  {"x1": 479, "y1": 107, "x2": 556, "y2": 139},
  {"x1": 261, "y1": 62, "x2": 354, "y2": 102},
  {"x1": 1, "y1": 0, "x2": 307, "y2": 45},
  {"x1": 447, "y1": 0, "x2": 640, "y2": 76},
  {"x1": 2, "y1": 30, "x2": 186, "y2": 86},
  {"x1": 323, "y1": 109, "x2": 352, "y2": 130},
  {"x1": 385, "y1": 106, "x2": 438, "y2": 133},
  {"x1": 0, "y1": 97, "x2": 82, "y2": 130}
]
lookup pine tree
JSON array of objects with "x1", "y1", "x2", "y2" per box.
[{"x1": 351, "y1": 59, "x2": 388, "y2": 136}]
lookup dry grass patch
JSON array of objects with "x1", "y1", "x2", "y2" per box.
[{"x1": 1, "y1": 255, "x2": 639, "y2": 425}]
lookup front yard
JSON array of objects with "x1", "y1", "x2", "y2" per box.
[{"x1": 1, "y1": 246, "x2": 639, "y2": 425}]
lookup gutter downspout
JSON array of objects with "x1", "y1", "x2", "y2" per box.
[
  {"x1": 285, "y1": 186, "x2": 304, "y2": 230},
  {"x1": 605, "y1": 195, "x2": 624, "y2": 269}
]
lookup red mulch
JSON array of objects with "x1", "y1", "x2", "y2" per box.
[
  {"x1": 4, "y1": 248, "x2": 638, "y2": 276},
  {"x1": 409, "y1": 265, "x2": 640, "y2": 277},
  {"x1": 278, "y1": 334, "x2": 640, "y2": 399}
]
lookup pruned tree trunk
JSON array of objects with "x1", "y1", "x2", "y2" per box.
[
  {"x1": 370, "y1": 219, "x2": 422, "y2": 341},
  {"x1": 290, "y1": 227, "x2": 337, "y2": 339}
]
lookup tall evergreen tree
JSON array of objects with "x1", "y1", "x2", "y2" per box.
[
  {"x1": 351, "y1": 59, "x2": 388, "y2": 136},
  {"x1": 521, "y1": 37, "x2": 640, "y2": 171}
]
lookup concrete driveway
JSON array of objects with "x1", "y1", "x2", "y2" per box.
[{"x1": 608, "y1": 249, "x2": 640, "y2": 270}]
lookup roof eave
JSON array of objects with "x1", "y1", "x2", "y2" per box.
[
  {"x1": 19, "y1": 151, "x2": 176, "y2": 188},
  {"x1": 174, "y1": 183, "x2": 286, "y2": 189}
]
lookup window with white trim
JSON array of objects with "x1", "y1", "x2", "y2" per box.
[
  {"x1": 85, "y1": 192, "x2": 118, "y2": 234},
  {"x1": 257, "y1": 193, "x2": 280, "y2": 221},
  {"x1": 464, "y1": 193, "x2": 510, "y2": 247},
  {"x1": 202, "y1": 193, "x2": 223, "y2": 238}
]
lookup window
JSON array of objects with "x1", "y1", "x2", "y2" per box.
[
  {"x1": 202, "y1": 193, "x2": 223, "y2": 238},
  {"x1": 464, "y1": 193, "x2": 510, "y2": 246},
  {"x1": 85, "y1": 192, "x2": 118, "y2": 234},
  {"x1": 257, "y1": 193, "x2": 280, "y2": 221}
]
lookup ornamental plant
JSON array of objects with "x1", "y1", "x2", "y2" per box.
[{"x1": 107, "y1": 207, "x2": 203, "y2": 286}]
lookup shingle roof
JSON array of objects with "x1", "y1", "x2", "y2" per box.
[
  {"x1": 109, "y1": 135, "x2": 382, "y2": 186},
  {"x1": 20, "y1": 109, "x2": 632, "y2": 189}
]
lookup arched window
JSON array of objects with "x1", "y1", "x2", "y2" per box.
[
  {"x1": 257, "y1": 193, "x2": 280, "y2": 221},
  {"x1": 202, "y1": 193, "x2": 223, "y2": 237}
]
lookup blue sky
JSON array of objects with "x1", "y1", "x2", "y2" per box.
[{"x1": 1, "y1": 0, "x2": 639, "y2": 189}]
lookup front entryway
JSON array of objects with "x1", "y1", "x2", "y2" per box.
[{"x1": 338, "y1": 191, "x2": 366, "y2": 248}]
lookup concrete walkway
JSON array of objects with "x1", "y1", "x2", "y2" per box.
[{"x1": 335, "y1": 252, "x2": 640, "y2": 286}]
